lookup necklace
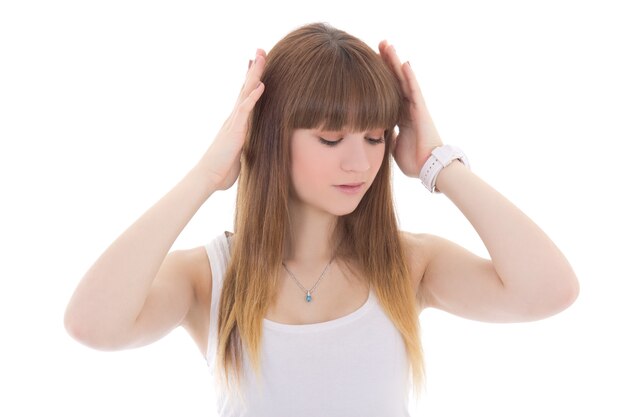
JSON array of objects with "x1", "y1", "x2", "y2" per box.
[{"x1": 281, "y1": 257, "x2": 334, "y2": 303}]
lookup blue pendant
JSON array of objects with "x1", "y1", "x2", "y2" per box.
[{"x1": 306, "y1": 291, "x2": 312, "y2": 302}]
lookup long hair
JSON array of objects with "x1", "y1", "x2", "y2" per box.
[{"x1": 215, "y1": 22, "x2": 426, "y2": 406}]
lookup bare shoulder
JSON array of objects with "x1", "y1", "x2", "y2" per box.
[{"x1": 400, "y1": 231, "x2": 444, "y2": 262}]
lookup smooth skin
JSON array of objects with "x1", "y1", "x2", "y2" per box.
[
  {"x1": 378, "y1": 40, "x2": 578, "y2": 321},
  {"x1": 65, "y1": 42, "x2": 579, "y2": 358},
  {"x1": 289, "y1": 127, "x2": 386, "y2": 217},
  {"x1": 64, "y1": 50, "x2": 268, "y2": 351}
]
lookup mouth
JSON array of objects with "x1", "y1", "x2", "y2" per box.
[{"x1": 333, "y1": 182, "x2": 366, "y2": 194}]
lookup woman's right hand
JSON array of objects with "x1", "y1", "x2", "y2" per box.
[{"x1": 197, "y1": 49, "x2": 267, "y2": 191}]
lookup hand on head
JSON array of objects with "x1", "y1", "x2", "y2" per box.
[
  {"x1": 378, "y1": 40, "x2": 443, "y2": 177},
  {"x1": 197, "y1": 48, "x2": 267, "y2": 191}
]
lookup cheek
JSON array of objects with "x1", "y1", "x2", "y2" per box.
[
  {"x1": 291, "y1": 146, "x2": 333, "y2": 190},
  {"x1": 370, "y1": 146, "x2": 386, "y2": 172}
]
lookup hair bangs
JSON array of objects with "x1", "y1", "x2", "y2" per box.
[{"x1": 288, "y1": 45, "x2": 402, "y2": 133}]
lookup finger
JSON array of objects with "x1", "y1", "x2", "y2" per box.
[
  {"x1": 246, "y1": 81, "x2": 265, "y2": 106},
  {"x1": 241, "y1": 51, "x2": 260, "y2": 96},
  {"x1": 248, "y1": 48, "x2": 267, "y2": 70},
  {"x1": 378, "y1": 40, "x2": 393, "y2": 66},
  {"x1": 243, "y1": 53, "x2": 265, "y2": 95},
  {"x1": 378, "y1": 39, "x2": 390, "y2": 55},
  {"x1": 377, "y1": 40, "x2": 388, "y2": 60},
  {"x1": 234, "y1": 81, "x2": 265, "y2": 125},
  {"x1": 239, "y1": 58, "x2": 254, "y2": 96},
  {"x1": 402, "y1": 62, "x2": 425, "y2": 107},
  {"x1": 379, "y1": 43, "x2": 417, "y2": 110},
  {"x1": 379, "y1": 42, "x2": 410, "y2": 97},
  {"x1": 386, "y1": 45, "x2": 410, "y2": 95},
  {"x1": 238, "y1": 53, "x2": 266, "y2": 103}
]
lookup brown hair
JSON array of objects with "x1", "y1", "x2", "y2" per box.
[{"x1": 215, "y1": 22, "x2": 426, "y2": 406}]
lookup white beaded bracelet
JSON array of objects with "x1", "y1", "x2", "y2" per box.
[{"x1": 418, "y1": 145, "x2": 470, "y2": 193}]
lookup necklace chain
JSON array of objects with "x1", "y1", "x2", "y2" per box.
[{"x1": 281, "y1": 257, "x2": 334, "y2": 303}]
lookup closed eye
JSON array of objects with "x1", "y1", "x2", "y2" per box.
[
  {"x1": 319, "y1": 137, "x2": 385, "y2": 146},
  {"x1": 367, "y1": 137, "x2": 385, "y2": 145},
  {"x1": 319, "y1": 137, "x2": 342, "y2": 146}
]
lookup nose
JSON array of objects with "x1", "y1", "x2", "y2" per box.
[{"x1": 340, "y1": 139, "x2": 371, "y2": 172}]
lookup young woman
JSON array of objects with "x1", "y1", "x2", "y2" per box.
[{"x1": 64, "y1": 22, "x2": 579, "y2": 416}]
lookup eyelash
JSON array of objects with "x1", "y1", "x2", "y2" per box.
[{"x1": 319, "y1": 137, "x2": 385, "y2": 147}]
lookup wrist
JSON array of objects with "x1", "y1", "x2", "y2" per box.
[
  {"x1": 432, "y1": 159, "x2": 466, "y2": 193},
  {"x1": 188, "y1": 163, "x2": 220, "y2": 200}
]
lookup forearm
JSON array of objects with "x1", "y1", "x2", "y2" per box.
[
  {"x1": 435, "y1": 160, "x2": 579, "y2": 302},
  {"x1": 64, "y1": 162, "x2": 218, "y2": 337}
]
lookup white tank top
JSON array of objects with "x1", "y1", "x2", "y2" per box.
[{"x1": 204, "y1": 232, "x2": 413, "y2": 417}]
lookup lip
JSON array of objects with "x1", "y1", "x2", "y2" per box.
[{"x1": 334, "y1": 182, "x2": 366, "y2": 194}]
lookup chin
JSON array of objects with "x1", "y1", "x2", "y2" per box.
[{"x1": 328, "y1": 201, "x2": 362, "y2": 217}]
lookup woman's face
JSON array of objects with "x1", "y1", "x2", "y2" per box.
[{"x1": 289, "y1": 127, "x2": 386, "y2": 216}]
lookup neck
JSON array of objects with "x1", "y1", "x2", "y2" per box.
[{"x1": 284, "y1": 198, "x2": 337, "y2": 264}]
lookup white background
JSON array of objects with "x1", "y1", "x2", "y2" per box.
[{"x1": 1, "y1": 0, "x2": 624, "y2": 415}]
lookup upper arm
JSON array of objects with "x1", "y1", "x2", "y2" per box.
[
  {"x1": 126, "y1": 246, "x2": 212, "y2": 349},
  {"x1": 407, "y1": 232, "x2": 535, "y2": 323}
]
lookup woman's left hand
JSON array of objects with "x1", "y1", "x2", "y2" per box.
[{"x1": 379, "y1": 40, "x2": 443, "y2": 177}]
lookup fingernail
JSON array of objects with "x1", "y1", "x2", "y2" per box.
[{"x1": 408, "y1": 61, "x2": 411, "y2": 67}]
